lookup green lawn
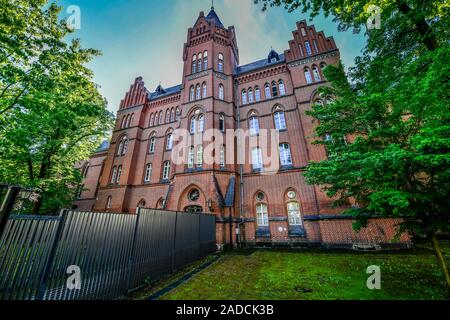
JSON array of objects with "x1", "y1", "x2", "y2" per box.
[{"x1": 133, "y1": 242, "x2": 450, "y2": 300}]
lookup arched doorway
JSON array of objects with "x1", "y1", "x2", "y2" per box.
[{"x1": 184, "y1": 206, "x2": 203, "y2": 213}]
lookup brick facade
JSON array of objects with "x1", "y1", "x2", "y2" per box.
[{"x1": 73, "y1": 8, "x2": 411, "y2": 249}]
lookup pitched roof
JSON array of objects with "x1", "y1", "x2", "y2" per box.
[
  {"x1": 205, "y1": 8, "x2": 224, "y2": 28},
  {"x1": 148, "y1": 84, "x2": 182, "y2": 100},
  {"x1": 235, "y1": 53, "x2": 286, "y2": 75}
]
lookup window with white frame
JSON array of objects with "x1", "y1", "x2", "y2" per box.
[
  {"x1": 198, "y1": 114, "x2": 205, "y2": 133},
  {"x1": 304, "y1": 68, "x2": 313, "y2": 84},
  {"x1": 197, "y1": 52, "x2": 202, "y2": 72},
  {"x1": 149, "y1": 136, "x2": 156, "y2": 153},
  {"x1": 202, "y1": 83, "x2": 207, "y2": 98},
  {"x1": 255, "y1": 87, "x2": 261, "y2": 101},
  {"x1": 252, "y1": 147, "x2": 263, "y2": 171},
  {"x1": 256, "y1": 203, "x2": 269, "y2": 226},
  {"x1": 203, "y1": 51, "x2": 208, "y2": 70},
  {"x1": 190, "y1": 116, "x2": 196, "y2": 134},
  {"x1": 196, "y1": 85, "x2": 201, "y2": 100},
  {"x1": 166, "y1": 133, "x2": 173, "y2": 150},
  {"x1": 279, "y1": 143, "x2": 292, "y2": 166},
  {"x1": 271, "y1": 81, "x2": 278, "y2": 97},
  {"x1": 162, "y1": 161, "x2": 171, "y2": 180},
  {"x1": 249, "y1": 116, "x2": 260, "y2": 135},
  {"x1": 274, "y1": 111, "x2": 286, "y2": 130},
  {"x1": 218, "y1": 53, "x2": 224, "y2": 72},
  {"x1": 279, "y1": 80, "x2": 286, "y2": 95},
  {"x1": 219, "y1": 84, "x2": 224, "y2": 100},
  {"x1": 287, "y1": 202, "x2": 302, "y2": 225},
  {"x1": 196, "y1": 145, "x2": 203, "y2": 167},
  {"x1": 248, "y1": 88, "x2": 254, "y2": 103},
  {"x1": 190, "y1": 86, "x2": 195, "y2": 101},
  {"x1": 313, "y1": 66, "x2": 321, "y2": 81},
  {"x1": 111, "y1": 166, "x2": 117, "y2": 184},
  {"x1": 264, "y1": 83, "x2": 271, "y2": 99},
  {"x1": 188, "y1": 146, "x2": 195, "y2": 168},
  {"x1": 241, "y1": 90, "x2": 247, "y2": 104},
  {"x1": 192, "y1": 54, "x2": 197, "y2": 73},
  {"x1": 149, "y1": 113, "x2": 154, "y2": 127},
  {"x1": 116, "y1": 165, "x2": 122, "y2": 184},
  {"x1": 144, "y1": 163, "x2": 152, "y2": 182},
  {"x1": 219, "y1": 114, "x2": 225, "y2": 132}
]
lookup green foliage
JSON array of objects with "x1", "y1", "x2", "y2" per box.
[{"x1": 0, "y1": 1, "x2": 114, "y2": 213}]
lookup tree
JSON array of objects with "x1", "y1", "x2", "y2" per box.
[
  {"x1": 0, "y1": 1, "x2": 114, "y2": 213},
  {"x1": 255, "y1": 0, "x2": 450, "y2": 288}
]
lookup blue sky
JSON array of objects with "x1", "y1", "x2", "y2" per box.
[{"x1": 59, "y1": 0, "x2": 366, "y2": 113}]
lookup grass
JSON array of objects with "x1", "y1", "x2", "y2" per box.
[{"x1": 132, "y1": 241, "x2": 450, "y2": 300}]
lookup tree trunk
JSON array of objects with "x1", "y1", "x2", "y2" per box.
[{"x1": 430, "y1": 233, "x2": 450, "y2": 289}]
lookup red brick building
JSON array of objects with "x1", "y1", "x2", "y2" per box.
[{"x1": 74, "y1": 8, "x2": 410, "y2": 249}]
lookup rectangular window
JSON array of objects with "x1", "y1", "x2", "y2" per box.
[
  {"x1": 274, "y1": 112, "x2": 287, "y2": 130},
  {"x1": 196, "y1": 146, "x2": 203, "y2": 167},
  {"x1": 162, "y1": 161, "x2": 171, "y2": 180},
  {"x1": 287, "y1": 202, "x2": 302, "y2": 225},
  {"x1": 252, "y1": 148, "x2": 263, "y2": 170},
  {"x1": 256, "y1": 204, "x2": 269, "y2": 226},
  {"x1": 149, "y1": 138, "x2": 156, "y2": 153},
  {"x1": 144, "y1": 164, "x2": 152, "y2": 182},
  {"x1": 279, "y1": 143, "x2": 293, "y2": 166},
  {"x1": 265, "y1": 86, "x2": 271, "y2": 99},
  {"x1": 249, "y1": 117, "x2": 260, "y2": 136},
  {"x1": 255, "y1": 89, "x2": 261, "y2": 101}
]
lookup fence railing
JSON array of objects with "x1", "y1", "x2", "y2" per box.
[{"x1": 0, "y1": 208, "x2": 216, "y2": 300}]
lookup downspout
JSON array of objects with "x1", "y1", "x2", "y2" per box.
[{"x1": 234, "y1": 79, "x2": 245, "y2": 247}]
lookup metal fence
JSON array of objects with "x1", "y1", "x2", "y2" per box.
[{"x1": 0, "y1": 208, "x2": 216, "y2": 300}]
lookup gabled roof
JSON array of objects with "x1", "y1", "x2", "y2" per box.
[
  {"x1": 148, "y1": 84, "x2": 182, "y2": 100},
  {"x1": 205, "y1": 8, "x2": 224, "y2": 28},
  {"x1": 235, "y1": 53, "x2": 286, "y2": 75}
]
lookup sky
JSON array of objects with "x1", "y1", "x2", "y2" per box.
[{"x1": 58, "y1": 0, "x2": 367, "y2": 113}]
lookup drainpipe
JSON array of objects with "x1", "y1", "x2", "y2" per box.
[{"x1": 234, "y1": 79, "x2": 245, "y2": 247}]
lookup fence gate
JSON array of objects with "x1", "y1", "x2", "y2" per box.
[{"x1": 0, "y1": 208, "x2": 216, "y2": 300}]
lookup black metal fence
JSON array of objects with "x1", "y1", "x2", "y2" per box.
[{"x1": 0, "y1": 208, "x2": 216, "y2": 300}]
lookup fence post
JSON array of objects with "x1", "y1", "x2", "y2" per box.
[
  {"x1": 125, "y1": 207, "x2": 141, "y2": 294},
  {"x1": 171, "y1": 211, "x2": 178, "y2": 273},
  {"x1": 37, "y1": 208, "x2": 68, "y2": 300},
  {"x1": 0, "y1": 186, "x2": 20, "y2": 240}
]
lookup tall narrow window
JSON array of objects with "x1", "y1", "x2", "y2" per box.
[
  {"x1": 203, "y1": 51, "x2": 208, "y2": 70},
  {"x1": 202, "y1": 82, "x2": 207, "y2": 98},
  {"x1": 190, "y1": 116, "x2": 196, "y2": 134},
  {"x1": 313, "y1": 40, "x2": 318, "y2": 53},
  {"x1": 304, "y1": 68, "x2": 313, "y2": 84},
  {"x1": 271, "y1": 81, "x2": 278, "y2": 97},
  {"x1": 165, "y1": 109, "x2": 170, "y2": 123},
  {"x1": 255, "y1": 87, "x2": 261, "y2": 102},
  {"x1": 106, "y1": 196, "x2": 112, "y2": 210},
  {"x1": 149, "y1": 136, "x2": 156, "y2": 153},
  {"x1": 241, "y1": 90, "x2": 247, "y2": 104},
  {"x1": 121, "y1": 116, "x2": 126, "y2": 129},
  {"x1": 198, "y1": 114, "x2": 205, "y2": 132},
  {"x1": 166, "y1": 133, "x2": 173, "y2": 150},
  {"x1": 162, "y1": 161, "x2": 171, "y2": 180},
  {"x1": 196, "y1": 85, "x2": 201, "y2": 100},
  {"x1": 256, "y1": 203, "x2": 269, "y2": 226},
  {"x1": 170, "y1": 108, "x2": 175, "y2": 122},
  {"x1": 122, "y1": 138, "x2": 128, "y2": 155},
  {"x1": 287, "y1": 202, "x2": 302, "y2": 225},
  {"x1": 196, "y1": 145, "x2": 203, "y2": 167},
  {"x1": 159, "y1": 111, "x2": 163, "y2": 124},
  {"x1": 144, "y1": 163, "x2": 152, "y2": 183},
  {"x1": 116, "y1": 165, "x2": 122, "y2": 184},
  {"x1": 150, "y1": 113, "x2": 154, "y2": 127},
  {"x1": 249, "y1": 116, "x2": 260, "y2": 135},
  {"x1": 128, "y1": 114, "x2": 134, "y2": 127},
  {"x1": 219, "y1": 84, "x2": 224, "y2": 100},
  {"x1": 197, "y1": 52, "x2": 202, "y2": 72},
  {"x1": 176, "y1": 107, "x2": 181, "y2": 121},
  {"x1": 305, "y1": 41, "x2": 312, "y2": 56},
  {"x1": 111, "y1": 166, "x2": 117, "y2": 184},
  {"x1": 219, "y1": 145, "x2": 225, "y2": 168},
  {"x1": 252, "y1": 147, "x2": 263, "y2": 171},
  {"x1": 117, "y1": 140, "x2": 124, "y2": 156},
  {"x1": 188, "y1": 146, "x2": 195, "y2": 168},
  {"x1": 218, "y1": 53, "x2": 224, "y2": 72},
  {"x1": 274, "y1": 111, "x2": 286, "y2": 130},
  {"x1": 279, "y1": 143, "x2": 292, "y2": 166},
  {"x1": 192, "y1": 54, "x2": 197, "y2": 73},
  {"x1": 264, "y1": 83, "x2": 271, "y2": 99},
  {"x1": 313, "y1": 66, "x2": 321, "y2": 81},
  {"x1": 299, "y1": 44, "x2": 304, "y2": 57},
  {"x1": 279, "y1": 80, "x2": 286, "y2": 96},
  {"x1": 219, "y1": 114, "x2": 225, "y2": 132},
  {"x1": 248, "y1": 88, "x2": 254, "y2": 103},
  {"x1": 190, "y1": 86, "x2": 195, "y2": 101}
]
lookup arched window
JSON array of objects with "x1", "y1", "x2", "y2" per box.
[
  {"x1": 264, "y1": 83, "x2": 271, "y2": 99},
  {"x1": 241, "y1": 90, "x2": 247, "y2": 105},
  {"x1": 219, "y1": 114, "x2": 225, "y2": 132},
  {"x1": 301, "y1": 27, "x2": 306, "y2": 36},
  {"x1": 252, "y1": 147, "x2": 263, "y2": 171},
  {"x1": 305, "y1": 41, "x2": 312, "y2": 56},
  {"x1": 249, "y1": 116, "x2": 260, "y2": 136},
  {"x1": 165, "y1": 109, "x2": 170, "y2": 123},
  {"x1": 149, "y1": 135, "x2": 156, "y2": 153},
  {"x1": 274, "y1": 111, "x2": 286, "y2": 130},
  {"x1": 196, "y1": 84, "x2": 201, "y2": 100},
  {"x1": 197, "y1": 52, "x2": 202, "y2": 72},
  {"x1": 128, "y1": 114, "x2": 134, "y2": 127},
  {"x1": 203, "y1": 51, "x2": 208, "y2": 70},
  {"x1": 312, "y1": 66, "x2": 321, "y2": 81},
  {"x1": 192, "y1": 54, "x2": 197, "y2": 73},
  {"x1": 176, "y1": 107, "x2": 181, "y2": 121},
  {"x1": 111, "y1": 166, "x2": 117, "y2": 184},
  {"x1": 149, "y1": 113, "x2": 154, "y2": 127},
  {"x1": 256, "y1": 203, "x2": 269, "y2": 226},
  {"x1": 121, "y1": 116, "x2": 126, "y2": 129},
  {"x1": 190, "y1": 86, "x2": 195, "y2": 101},
  {"x1": 162, "y1": 161, "x2": 171, "y2": 180},
  {"x1": 159, "y1": 111, "x2": 163, "y2": 124},
  {"x1": 248, "y1": 88, "x2": 254, "y2": 103},
  {"x1": 279, "y1": 143, "x2": 292, "y2": 166},
  {"x1": 124, "y1": 115, "x2": 130, "y2": 128},
  {"x1": 255, "y1": 86, "x2": 261, "y2": 102},
  {"x1": 313, "y1": 39, "x2": 319, "y2": 53},
  {"x1": 166, "y1": 133, "x2": 173, "y2": 150},
  {"x1": 218, "y1": 53, "x2": 224, "y2": 72},
  {"x1": 271, "y1": 81, "x2": 278, "y2": 97},
  {"x1": 218, "y1": 84, "x2": 224, "y2": 100},
  {"x1": 188, "y1": 146, "x2": 195, "y2": 168},
  {"x1": 202, "y1": 82, "x2": 207, "y2": 98},
  {"x1": 190, "y1": 116, "x2": 196, "y2": 134},
  {"x1": 304, "y1": 68, "x2": 313, "y2": 84},
  {"x1": 116, "y1": 165, "x2": 122, "y2": 184},
  {"x1": 279, "y1": 80, "x2": 286, "y2": 96},
  {"x1": 117, "y1": 136, "x2": 128, "y2": 156},
  {"x1": 196, "y1": 145, "x2": 203, "y2": 167},
  {"x1": 287, "y1": 202, "x2": 302, "y2": 226},
  {"x1": 320, "y1": 62, "x2": 327, "y2": 70},
  {"x1": 138, "y1": 199, "x2": 146, "y2": 208},
  {"x1": 106, "y1": 196, "x2": 112, "y2": 210},
  {"x1": 144, "y1": 163, "x2": 152, "y2": 182},
  {"x1": 219, "y1": 145, "x2": 225, "y2": 168},
  {"x1": 198, "y1": 114, "x2": 205, "y2": 132},
  {"x1": 170, "y1": 108, "x2": 175, "y2": 122}
]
